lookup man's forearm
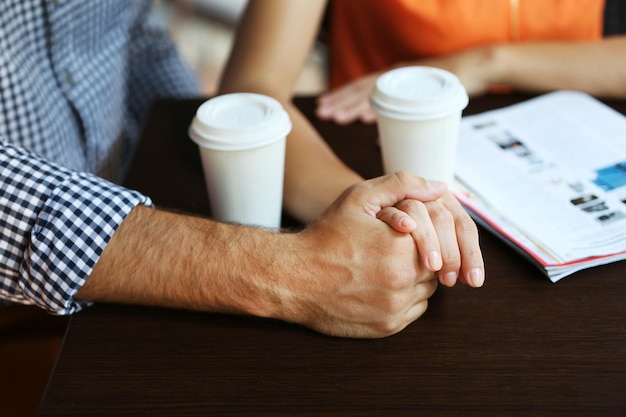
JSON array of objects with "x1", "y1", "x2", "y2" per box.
[{"x1": 76, "y1": 205, "x2": 292, "y2": 319}]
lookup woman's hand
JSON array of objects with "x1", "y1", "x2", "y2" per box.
[{"x1": 315, "y1": 47, "x2": 494, "y2": 125}]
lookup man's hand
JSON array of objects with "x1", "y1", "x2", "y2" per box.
[{"x1": 283, "y1": 172, "x2": 470, "y2": 338}]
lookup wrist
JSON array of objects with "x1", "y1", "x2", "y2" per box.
[
  {"x1": 256, "y1": 227, "x2": 339, "y2": 330},
  {"x1": 284, "y1": 167, "x2": 361, "y2": 223},
  {"x1": 485, "y1": 43, "x2": 512, "y2": 87},
  {"x1": 211, "y1": 227, "x2": 315, "y2": 324}
]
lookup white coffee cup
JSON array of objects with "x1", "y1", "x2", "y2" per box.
[
  {"x1": 370, "y1": 66, "x2": 469, "y2": 185},
  {"x1": 188, "y1": 93, "x2": 292, "y2": 230}
]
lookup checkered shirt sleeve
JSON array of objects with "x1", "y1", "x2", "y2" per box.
[
  {"x1": 0, "y1": 1, "x2": 199, "y2": 313},
  {"x1": 0, "y1": 141, "x2": 152, "y2": 314}
]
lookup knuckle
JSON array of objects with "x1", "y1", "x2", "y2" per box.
[
  {"x1": 376, "y1": 315, "x2": 406, "y2": 336},
  {"x1": 381, "y1": 293, "x2": 405, "y2": 314},
  {"x1": 393, "y1": 170, "x2": 416, "y2": 185},
  {"x1": 342, "y1": 181, "x2": 370, "y2": 203},
  {"x1": 417, "y1": 282, "x2": 438, "y2": 301},
  {"x1": 427, "y1": 203, "x2": 454, "y2": 223},
  {"x1": 344, "y1": 181, "x2": 363, "y2": 196},
  {"x1": 441, "y1": 253, "x2": 461, "y2": 269},
  {"x1": 386, "y1": 270, "x2": 415, "y2": 291},
  {"x1": 394, "y1": 170, "x2": 411, "y2": 181},
  {"x1": 413, "y1": 299, "x2": 430, "y2": 320},
  {"x1": 416, "y1": 267, "x2": 437, "y2": 283},
  {"x1": 396, "y1": 198, "x2": 426, "y2": 215},
  {"x1": 387, "y1": 209, "x2": 406, "y2": 226},
  {"x1": 441, "y1": 245, "x2": 461, "y2": 260},
  {"x1": 456, "y1": 215, "x2": 479, "y2": 235}
]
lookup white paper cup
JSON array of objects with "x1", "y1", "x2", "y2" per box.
[
  {"x1": 188, "y1": 93, "x2": 292, "y2": 230},
  {"x1": 371, "y1": 66, "x2": 469, "y2": 185}
]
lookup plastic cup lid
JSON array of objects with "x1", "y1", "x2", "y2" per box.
[
  {"x1": 189, "y1": 93, "x2": 292, "y2": 150},
  {"x1": 371, "y1": 66, "x2": 469, "y2": 120}
]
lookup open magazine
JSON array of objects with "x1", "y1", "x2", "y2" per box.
[{"x1": 453, "y1": 91, "x2": 626, "y2": 282}]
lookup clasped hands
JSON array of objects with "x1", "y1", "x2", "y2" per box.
[{"x1": 290, "y1": 171, "x2": 484, "y2": 338}]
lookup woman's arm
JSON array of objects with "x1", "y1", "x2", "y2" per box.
[
  {"x1": 218, "y1": 0, "x2": 361, "y2": 222},
  {"x1": 317, "y1": 36, "x2": 626, "y2": 124},
  {"x1": 215, "y1": 0, "x2": 485, "y2": 285},
  {"x1": 485, "y1": 35, "x2": 626, "y2": 97}
]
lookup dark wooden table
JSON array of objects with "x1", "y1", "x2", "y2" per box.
[{"x1": 38, "y1": 95, "x2": 626, "y2": 417}]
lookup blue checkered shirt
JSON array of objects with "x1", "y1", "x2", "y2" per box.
[{"x1": 0, "y1": 1, "x2": 200, "y2": 313}]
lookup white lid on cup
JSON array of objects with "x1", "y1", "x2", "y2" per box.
[
  {"x1": 371, "y1": 66, "x2": 469, "y2": 120},
  {"x1": 189, "y1": 93, "x2": 292, "y2": 150}
]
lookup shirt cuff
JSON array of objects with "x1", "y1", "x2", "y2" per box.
[{"x1": 22, "y1": 172, "x2": 153, "y2": 314}]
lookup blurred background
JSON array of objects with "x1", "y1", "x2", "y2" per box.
[
  {"x1": 0, "y1": 1, "x2": 328, "y2": 416},
  {"x1": 160, "y1": 0, "x2": 328, "y2": 95}
]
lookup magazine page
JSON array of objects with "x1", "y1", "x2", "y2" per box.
[{"x1": 453, "y1": 91, "x2": 626, "y2": 280}]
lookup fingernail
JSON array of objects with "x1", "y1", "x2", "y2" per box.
[
  {"x1": 427, "y1": 180, "x2": 447, "y2": 192},
  {"x1": 470, "y1": 268, "x2": 484, "y2": 287},
  {"x1": 399, "y1": 213, "x2": 417, "y2": 229},
  {"x1": 336, "y1": 110, "x2": 348, "y2": 122},
  {"x1": 317, "y1": 107, "x2": 330, "y2": 117},
  {"x1": 443, "y1": 271, "x2": 457, "y2": 287},
  {"x1": 428, "y1": 251, "x2": 442, "y2": 271}
]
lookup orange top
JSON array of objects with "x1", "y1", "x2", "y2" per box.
[{"x1": 328, "y1": 0, "x2": 605, "y2": 89}]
